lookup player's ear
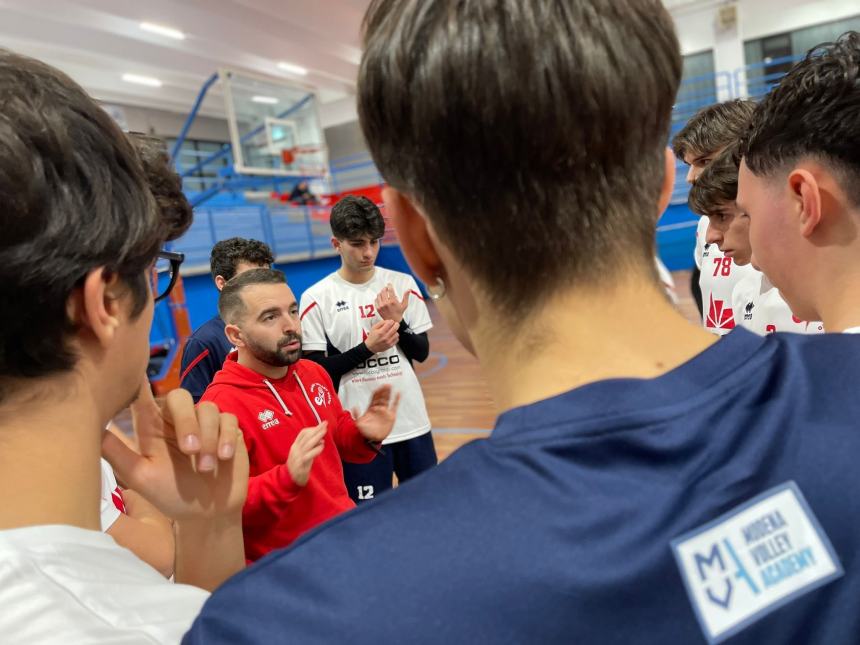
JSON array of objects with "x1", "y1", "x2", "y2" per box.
[{"x1": 382, "y1": 187, "x2": 442, "y2": 288}]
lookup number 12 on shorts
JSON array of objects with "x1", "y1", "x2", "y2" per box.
[
  {"x1": 713, "y1": 257, "x2": 732, "y2": 277},
  {"x1": 357, "y1": 485, "x2": 375, "y2": 500}
]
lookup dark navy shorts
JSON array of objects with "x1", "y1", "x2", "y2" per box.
[{"x1": 342, "y1": 431, "x2": 438, "y2": 504}]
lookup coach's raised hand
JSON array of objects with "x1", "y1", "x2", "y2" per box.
[
  {"x1": 353, "y1": 384, "x2": 401, "y2": 444},
  {"x1": 102, "y1": 378, "x2": 249, "y2": 591}
]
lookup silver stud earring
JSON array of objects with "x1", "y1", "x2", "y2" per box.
[{"x1": 428, "y1": 276, "x2": 447, "y2": 301}]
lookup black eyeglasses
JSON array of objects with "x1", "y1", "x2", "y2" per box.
[{"x1": 152, "y1": 250, "x2": 185, "y2": 303}]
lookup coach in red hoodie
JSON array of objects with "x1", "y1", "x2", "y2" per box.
[{"x1": 201, "y1": 268, "x2": 399, "y2": 562}]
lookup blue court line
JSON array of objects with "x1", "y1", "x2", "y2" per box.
[
  {"x1": 431, "y1": 427, "x2": 492, "y2": 435},
  {"x1": 417, "y1": 351, "x2": 449, "y2": 380}
]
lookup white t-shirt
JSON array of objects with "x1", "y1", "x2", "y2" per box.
[
  {"x1": 100, "y1": 458, "x2": 126, "y2": 532},
  {"x1": 655, "y1": 257, "x2": 677, "y2": 304},
  {"x1": 842, "y1": 327, "x2": 860, "y2": 334},
  {"x1": 0, "y1": 525, "x2": 207, "y2": 643},
  {"x1": 731, "y1": 271, "x2": 824, "y2": 336},
  {"x1": 694, "y1": 216, "x2": 757, "y2": 335},
  {"x1": 300, "y1": 267, "x2": 433, "y2": 445}
]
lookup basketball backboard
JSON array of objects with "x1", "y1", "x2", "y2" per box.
[{"x1": 221, "y1": 69, "x2": 329, "y2": 177}]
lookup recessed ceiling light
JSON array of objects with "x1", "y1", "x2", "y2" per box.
[
  {"x1": 140, "y1": 22, "x2": 186, "y2": 40},
  {"x1": 252, "y1": 95, "x2": 279, "y2": 105},
  {"x1": 122, "y1": 73, "x2": 162, "y2": 87},
  {"x1": 277, "y1": 62, "x2": 308, "y2": 76}
]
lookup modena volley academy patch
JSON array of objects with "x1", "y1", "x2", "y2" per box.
[{"x1": 671, "y1": 481, "x2": 843, "y2": 644}]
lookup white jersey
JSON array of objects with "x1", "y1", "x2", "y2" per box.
[
  {"x1": 300, "y1": 267, "x2": 433, "y2": 445},
  {"x1": 655, "y1": 257, "x2": 677, "y2": 304},
  {"x1": 731, "y1": 270, "x2": 824, "y2": 336},
  {"x1": 694, "y1": 216, "x2": 756, "y2": 335},
  {"x1": 0, "y1": 524, "x2": 207, "y2": 643},
  {"x1": 100, "y1": 458, "x2": 126, "y2": 532}
]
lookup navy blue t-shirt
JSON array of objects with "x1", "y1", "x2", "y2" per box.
[
  {"x1": 184, "y1": 330, "x2": 860, "y2": 644},
  {"x1": 179, "y1": 316, "x2": 233, "y2": 402}
]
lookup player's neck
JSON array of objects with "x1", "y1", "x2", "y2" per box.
[
  {"x1": 471, "y1": 271, "x2": 717, "y2": 414},
  {"x1": 813, "y1": 263, "x2": 860, "y2": 332},
  {"x1": 236, "y1": 350, "x2": 290, "y2": 380},
  {"x1": 0, "y1": 376, "x2": 102, "y2": 531},
  {"x1": 337, "y1": 265, "x2": 375, "y2": 285}
]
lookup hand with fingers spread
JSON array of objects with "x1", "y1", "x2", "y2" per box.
[
  {"x1": 375, "y1": 282, "x2": 410, "y2": 323},
  {"x1": 365, "y1": 319, "x2": 400, "y2": 354},
  {"x1": 353, "y1": 384, "x2": 401, "y2": 444},
  {"x1": 101, "y1": 378, "x2": 249, "y2": 590},
  {"x1": 287, "y1": 422, "x2": 328, "y2": 487},
  {"x1": 101, "y1": 380, "x2": 249, "y2": 522}
]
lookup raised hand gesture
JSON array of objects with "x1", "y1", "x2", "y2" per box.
[
  {"x1": 353, "y1": 384, "x2": 401, "y2": 444},
  {"x1": 375, "y1": 283, "x2": 410, "y2": 323},
  {"x1": 287, "y1": 422, "x2": 328, "y2": 487},
  {"x1": 101, "y1": 378, "x2": 249, "y2": 522}
]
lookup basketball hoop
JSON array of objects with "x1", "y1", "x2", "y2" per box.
[{"x1": 278, "y1": 146, "x2": 327, "y2": 176}]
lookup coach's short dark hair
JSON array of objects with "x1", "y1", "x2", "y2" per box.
[
  {"x1": 359, "y1": 0, "x2": 681, "y2": 308},
  {"x1": 672, "y1": 99, "x2": 756, "y2": 161},
  {"x1": 740, "y1": 31, "x2": 860, "y2": 207},
  {"x1": 688, "y1": 146, "x2": 740, "y2": 217},
  {"x1": 128, "y1": 132, "x2": 193, "y2": 242},
  {"x1": 219, "y1": 268, "x2": 287, "y2": 324},
  {"x1": 330, "y1": 195, "x2": 385, "y2": 241},
  {"x1": 210, "y1": 238, "x2": 274, "y2": 282},
  {"x1": 0, "y1": 49, "x2": 164, "y2": 392}
]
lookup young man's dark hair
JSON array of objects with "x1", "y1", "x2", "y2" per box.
[
  {"x1": 0, "y1": 48, "x2": 247, "y2": 641},
  {"x1": 127, "y1": 132, "x2": 193, "y2": 243},
  {"x1": 210, "y1": 238, "x2": 275, "y2": 283},
  {"x1": 672, "y1": 99, "x2": 756, "y2": 164},
  {"x1": 218, "y1": 268, "x2": 287, "y2": 324},
  {"x1": 0, "y1": 49, "x2": 162, "y2": 391},
  {"x1": 330, "y1": 195, "x2": 385, "y2": 240},
  {"x1": 672, "y1": 99, "x2": 755, "y2": 328},
  {"x1": 357, "y1": 1, "x2": 680, "y2": 309},
  {"x1": 181, "y1": 237, "x2": 275, "y2": 402},
  {"x1": 740, "y1": 32, "x2": 860, "y2": 206},
  {"x1": 687, "y1": 146, "x2": 739, "y2": 217},
  {"x1": 737, "y1": 31, "x2": 860, "y2": 331},
  {"x1": 188, "y1": 5, "x2": 860, "y2": 645}
]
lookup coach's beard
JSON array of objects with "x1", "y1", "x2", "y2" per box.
[{"x1": 247, "y1": 332, "x2": 303, "y2": 367}]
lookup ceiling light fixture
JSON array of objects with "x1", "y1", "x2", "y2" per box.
[
  {"x1": 140, "y1": 22, "x2": 186, "y2": 40},
  {"x1": 252, "y1": 96, "x2": 279, "y2": 105},
  {"x1": 277, "y1": 61, "x2": 308, "y2": 76},
  {"x1": 122, "y1": 73, "x2": 162, "y2": 87}
]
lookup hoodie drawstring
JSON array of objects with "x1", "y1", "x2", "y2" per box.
[
  {"x1": 294, "y1": 372, "x2": 323, "y2": 425},
  {"x1": 263, "y1": 380, "x2": 293, "y2": 416}
]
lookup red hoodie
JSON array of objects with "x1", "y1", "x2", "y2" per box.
[{"x1": 201, "y1": 355, "x2": 376, "y2": 562}]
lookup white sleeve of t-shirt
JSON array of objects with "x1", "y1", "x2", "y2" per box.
[
  {"x1": 694, "y1": 216, "x2": 708, "y2": 270},
  {"x1": 299, "y1": 285, "x2": 328, "y2": 352},
  {"x1": 655, "y1": 257, "x2": 678, "y2": 304},
  {"x1": 402, "y1": 275, "x2": 433, "y2": 334},
  {"x1": 100, "y1": 458, "x2": 122, "y2": 532}
]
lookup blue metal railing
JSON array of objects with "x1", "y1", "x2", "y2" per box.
[{"x1": 169, "y1": 58, "x2": 802, "y2": 270}]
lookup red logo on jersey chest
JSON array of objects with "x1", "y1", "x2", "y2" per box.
[{"x1": 706, "y1": 296, "x2": 735, "y2": 330}]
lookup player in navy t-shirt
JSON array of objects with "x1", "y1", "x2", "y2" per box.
[
  {"x1": 185, "y1": 6, "x2": 860, "y2": 645},
  {"x1": 179, "y1": 238, "x2": 273, "y2": 401}
]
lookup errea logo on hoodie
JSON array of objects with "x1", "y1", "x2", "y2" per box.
[{"x1": 258, "y1": 409, "x2": 280, "y2": 430}]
